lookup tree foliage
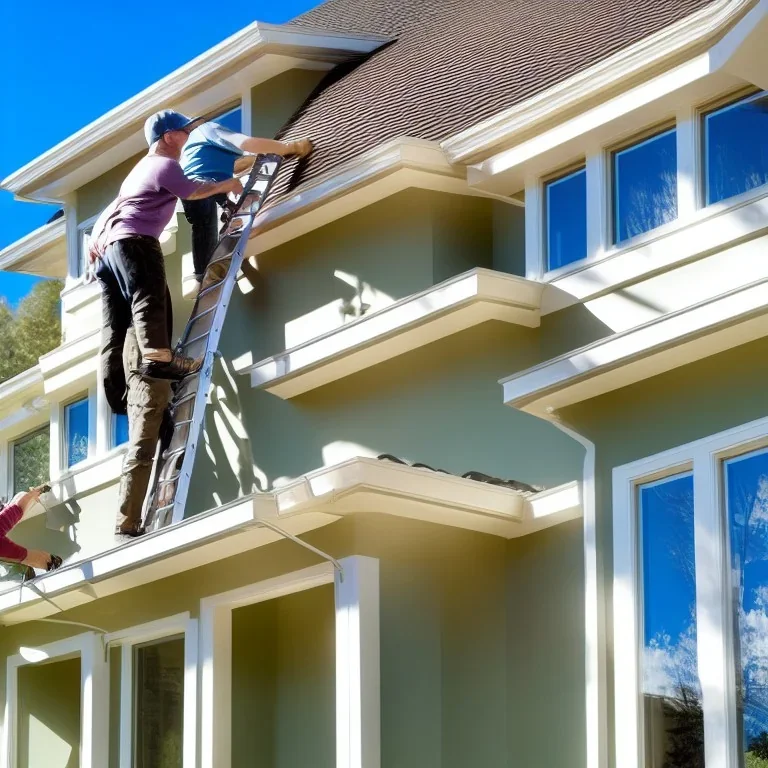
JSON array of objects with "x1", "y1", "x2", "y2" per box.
[{"x1": 0, "y1": 279, "x2": 62, "y2": 383}]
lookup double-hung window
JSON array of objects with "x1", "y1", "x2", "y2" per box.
[
  {"x1": 544, "y1": 166, "x2": 587, "y2": 272},
  {"x1": 64, "y1": 397, "x2": 89, "y2": 468},
  {"x1": 615, "y1": 417, "x2": 768, "y2": 768},
  {"x1": 11, "y1": 426, "x2": 50, "y2": 493},
  {"x1": 703, "y1": 90, "x2": 768, "y2": 206}
]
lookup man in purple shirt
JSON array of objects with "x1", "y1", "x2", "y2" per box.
[{"x1": 89, "y1": 109, "x2": 242, "y2": 540}]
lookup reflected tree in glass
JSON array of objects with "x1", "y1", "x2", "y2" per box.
[
  {"x1": 639, "y1": 472, "x2": 705, "y2": 768},
  {"x1": 12, "y1": 428, "x2": 50, "y2": 494},
  {"x1": 724, "y1": 450, "x2": 768, "y2": 768}
]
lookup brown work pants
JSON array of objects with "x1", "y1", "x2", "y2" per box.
[{"x1": 117, "y1": 329, "x2": 172, "y2": 530}]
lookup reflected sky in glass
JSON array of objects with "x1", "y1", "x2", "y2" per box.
[
  {"x1": 114, "y1": 413, "x2": 129, "y2": 447},
  {"x1": 65, "y1": 398, "x2": 88, "y2": 468},
  {"x1": 724, "y1": 448, "x2": 768, "y2": 756},
  {"x1": 215, "y1": 106, "x2": 242, "y2": 133},
  {"x1": 613, "y1": 129, "x2": 677, "y2": 244},
  {"x1": 705, "y1": 91, "x2": 768, "y2": 205},
  {"x1": 546, "y1": 167, "x2": 587, "y2": 271}
]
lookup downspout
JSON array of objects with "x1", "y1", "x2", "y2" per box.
[{"x1": 548, "y1": 411, "x2": 608, "y2": 768}]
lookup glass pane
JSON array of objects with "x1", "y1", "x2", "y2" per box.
[
  {"x1": 135, "y1": 637, "x2": 184, "y2": 768},
  {"x1": 12, "y1": 428, "x2": 49, "y2": 493},
  {"x1": 114, "y1": 413, "x2": 129, "y2": 447},
  {"x1": 724, "y1": 448, "x2": 768, "y2": 766},
  {"x1": 613, "y1": 128, "x2": 678, "y2": 244},
  {"x1": 545, "y1": 168, "x2": 587, "y2": 271},
  {"x1": 65, "y1": 398, "x2": 89, "y2": 468},
  {"x1": 705, "y1": 91, "x2": 768, "y2": 205},
  {"x1": 639, "y1": 472, "x2": 704, "y2": 768},
  {"x1": 215, "y1": 107, "x2": 242, "y2": 133}
]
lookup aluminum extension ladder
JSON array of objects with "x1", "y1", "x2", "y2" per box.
[{"x1": 143, "y1": 154, "x2": 283, "y2": 531}]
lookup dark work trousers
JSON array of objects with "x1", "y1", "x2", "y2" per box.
[
  {"x1": 96, "y1": 237, "x2": 173, "y2": 414},
  {"x1": 182, "y1": 194, "x2": 227, "y2": 281},
  {"x1": 117, "y1": 327, "x2": 172, "y2": 530}
]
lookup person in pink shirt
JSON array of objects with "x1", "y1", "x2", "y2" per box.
[{"x1": 0, "y1": 487, "x2": 58, "y2": 570}]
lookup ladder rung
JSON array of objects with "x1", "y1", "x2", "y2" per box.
[
  {"x1": 183, "y1": 329, "x2": 211, "y2": 347},
  {"x1": 162, "y1": 446, "x2": 186, "y2": 461},
  {"x1": 197, "y1": 282, "x2": 223, "y2": 300},
  {"x1": 158, "y1": 472, "x2": 182, "y2": 487},
  {"x1": 187, "y1": 304, "x2": 217, "y2": 324},
  {"x1": 174, "y1": 391, "x2": 198, "y2": 407},
  {"x1": 174, "y1": 418, "x2": 193, "y2": 428}
]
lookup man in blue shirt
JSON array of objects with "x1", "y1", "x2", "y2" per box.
[{"x1": 180, "y1": 122, "x2": 312, "y2": 290}]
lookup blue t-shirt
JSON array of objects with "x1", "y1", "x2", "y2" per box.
[{"x1": 180, "y1": 122, "x2": 246, "y2": 182}]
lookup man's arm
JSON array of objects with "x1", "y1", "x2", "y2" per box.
[
  {"x1": 185, "y1": 177, "x2": 243, "y2": 201},
  {"x1": 159, "y1": 159, "x2": 243, "y2": 201},
  {"x1": 237, "y1": 136, "x2": 313, "y2": 158}
]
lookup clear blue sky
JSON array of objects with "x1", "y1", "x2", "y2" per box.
[{"x1": 0, "y1": 0, "x2": 318, "y2": 305}]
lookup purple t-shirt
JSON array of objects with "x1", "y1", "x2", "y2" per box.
[{"x1": 101, "y1": 155, "x2": 201, "y2": 246}]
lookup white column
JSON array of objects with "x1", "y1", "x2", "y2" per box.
[
  {"x1": 64, "y1": 195, "x2": 80, "y2": 284},
  {"x1": 1, "y1": 658, "x2": 20, "y2": 768},
  {"x1": 676, "y1": 105, "x2": 699, "y2": 221},
  {"x1": 199, "y1": 603, "x2": 232, "y2": 768},
  {"x1": 118, "y1": 643, "x2": 133, "y2": 768},
  {"x1": 183, "y1": 618, "x2": 199, "y2": 768},
  {"x1": 49, "y1": 401, "x2": 62, "y2": 480},
  {"x1": 88, "y1": 385, "x2": 99, "y2": 459},
  {"x1": 586, "y1": 147, "x2": 609, "y2": 260},
  {"x1": 524, "y1": 177, "x2": 543, "y2": 279},
  {"x1": 81, "y1": 633, "x2": 109, "y2": 768},
  {"x1": 0, "y1": 440, "x2": 9, "y2": 501},
  {"x1": 336, "y1": 556, "x2": 380, "y2": 768},
  {"x1": 240, "y1": 87, "x2": 253, "y2": 136}
]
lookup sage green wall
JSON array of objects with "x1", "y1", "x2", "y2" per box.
[
  {"x1": 492, "y1": 200, "x2": 526, "y2": 276},
  {"x1": 232, "y1": 585, "x2": 335, "y2": 768},
  {"x1": 77, "y1": 152, "x2": 144, "y2": 223},
  {"x1": 250, "y1": 68, "x2": 325, "y2": 139},
  {"x1": 18, "y1": 658, "x2": 80, "y2": 768},
  {"x1": 559, "y1": 333, "x2": 768, "y2": 768},
  {"x1": 0, "y1": 512, "x2": 585, "y2": 768}
]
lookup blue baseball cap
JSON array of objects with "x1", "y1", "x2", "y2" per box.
[{"x1": 144, "y1": 110, "x2": 205, "y2": 146}]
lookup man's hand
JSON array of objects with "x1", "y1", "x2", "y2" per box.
[
  {"x1": 285, "y1": 138, "x2": 313, "y2": 159},
  {"x1": 88, "y1": 240, "x2": 102, "y2": 264},
  {"x1": 225, "y1": 177, "x2": 244, "y2": 196},
  {"x1": 22, "y1": 549, "x2": 52, "y2": 570},
  {"x1": 13, "y1": 487, "x2": 42, "y2": 514}
]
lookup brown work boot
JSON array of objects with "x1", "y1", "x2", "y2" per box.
[{"x1": 141, "y1": 355, "x2": 203, "y2": 380}]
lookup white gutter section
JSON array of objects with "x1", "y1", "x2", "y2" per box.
[
  {"x1": 1, "y1": 23, "x2": 390, "y2": 199},
  {"x1": 0, "y1": 457, "x2": 581, "y2": 625},
  {"x1": 441, "y1": 0, "x2": 756, "y2": 164},
  {"x1": 0, "y1": 218, "x2": 66, "y2": 276}
]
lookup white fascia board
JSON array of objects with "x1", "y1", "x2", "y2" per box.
[
  {"x1": 248, "y1": 137, "x2": 487, "y2": 253},
  {"x1": 0, "y1": 218, "x2": 66, "y2": 276},
  {"x1": 0, "y1": 458, "x2": 581, "y2": 624},
  {"x1": 237, "y1": 268, "x2": 543, "y2": 398},
  {"x1": 442, "y1": 0, "x2": 755, "y2": 164},
  {"x1": 2, "y1": 23, "x2": 390, "y2": 199},
  {"x1": 502, "y1": 277, "x2": 768, "y2": 416},
  {"x1": 0, "y1": 366, "x2": 44, "y2": 408},
  {"x1": 39, "y1": 329, "x2": 100, "y2": 394}
]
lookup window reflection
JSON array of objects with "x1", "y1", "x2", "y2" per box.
[
  {"x1": 545, "y1": 167, "x2": 587, "y2": 271},
  {"x1": 613, "y1": 128, "x2": 677, "y2": 244},
  {"x1": 214, "y1": 106, "x2": 242, "y2": 133},
  {"x1": 64, "y1": 398, "x2": 88, "y2": 468},
  {"x1": 113, "y1": 413, "x2": 129, "y2": 448},
  {"x1": 704, "y1": 91, "x2": 768, "y2": 205},
  {"x1": 12, "y1": 427, "x2": 49, "y2": 493},
  {"x1": 724, "y1": 448, "x2": 768, "y2": 767},
  {"x1": 639, "y1": 472, "x2": 704, "y2": 768}
]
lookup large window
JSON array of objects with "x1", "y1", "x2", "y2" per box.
[
  {"x1": 612, "y1": 128, "x2": 678, "y2": 244},
  {"x1": 214, "y1": 105, "x2": 242, "y2": 133},
  {"x1": 64, "y1": 397, "x2": 89, "y2": 468},
  {"x1": 615, "y1": 417, "x2": 768, "y2": 768},
  {"x1": 134, "y1": 637, "x2": 185, "y2": 768},
  {"x1": 704, "y1": 91, "x2": 768, "y2": 206},
  {"x1": 545, "y1": 167, "x2": 587, "y2": 271},
  {"x1": 639, "y1": 473, "x2": 704, "y2": 767},
  {"x1": 12, "y1": 427, "x2": 49, "y2": 493}
]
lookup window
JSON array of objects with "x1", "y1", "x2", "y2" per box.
[
  {"x1": 212, "y1": 105, "x2": 241, "y2": 133},
  {"x1": 612, "y1": 128, "x2": 677, "y2": 244},
  {"x1": 77, "y1": 217, "x2": 98, "y2": 278},
  {"x1": 64, "y1": 397, "x2": 89, "y2": 468},
  {"x1": 134, "y1": 637, "x2": 185, "y2": 768},
  {"x1": 12, "y1": 427, "x2": 50, "y2": 493},
  {"x1": 113, "y1": 413, "x2": 129, "y2": 448},
  {"x1": 545, "y1": 167, "x2": 587, "y2": 271},
  {"x1": 704, "y1": 90, "x2": 768, "y2": 206},
  {"x1": 638, "y1": 473, "x2": 704, "y2": 767},
  {"x1": 724, "y1": 448, "x2": 768, "y2": 766}
]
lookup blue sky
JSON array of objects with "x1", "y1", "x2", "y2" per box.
[{"x1": 0, "y1": 0, "x2": 318, "y2": 305}]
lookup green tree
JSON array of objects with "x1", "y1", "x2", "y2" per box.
[{"x1": 0, "y1": 279, "x2": 62, "y2": 384}]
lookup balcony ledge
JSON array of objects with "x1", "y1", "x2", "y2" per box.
[{"x1": 236, "y1": 268, "x2": 543, "y2": 398}]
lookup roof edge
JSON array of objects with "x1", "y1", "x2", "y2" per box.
[
  {"x1": 442, "y1": 0, "x2": 757, "y2": 164},
  {"x1": 0, "y1": 218, "x2": 66, "y2": 273},
  {"x1": 1, "y1": 22, "x2": 391, "y2": 197}
]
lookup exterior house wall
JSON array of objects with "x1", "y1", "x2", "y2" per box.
[{"x1": 0, "y1": 513, "x2": 585, "y2": 768}]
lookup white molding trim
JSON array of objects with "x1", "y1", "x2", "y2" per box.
[
  {"x1": 502, "y1": 273, "x2": 768, "y2": 415},
  {"x1": 106, "y1": 612, "x2": 198, "y2": 768},
  {"x1": 39, "y1": 329, "x2": 99, "y2": 395},
  {"x1": 442, "y1": 0, "x2": 755, "y2": 164},
  {"x1": 2, "y1": 24, "x2": 390, "y2": 199},
  {"x1": 0, "y1": 217, "x2": 66, "y2": 277},
  {"x1": 2, "y1": 632, "x2": 108, "y2": 768},
  {"x1": 236, "y1": 268, "x2": 542, "y2": 398},
  {"x1": 0, "y1": 459, "x2": 580, "y2": 625},
  {"x1": 610, "y1": 413, "x2": 768, "y2": 768},
  {"x1": 199, "y1": 557, "x2": 380, "y2": 768},
  {"x1": 0, "y1": 367, "x2": 43, "y2": 410}
]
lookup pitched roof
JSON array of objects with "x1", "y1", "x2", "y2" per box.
[{"x1": 271, "y1": 0, "x2": 718, "y2": 191}]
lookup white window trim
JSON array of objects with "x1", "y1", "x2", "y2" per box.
[
  {"x1": 76, "y1": 214, "x2": 99, "y2": 281},
  {"x1": 1, "y1": 632, "x2": 108, "y2": 768},
  {"x1": 612, "y1": 413, "x2": 768, "y2": 768},
  {"x1": 4, "y1": 422, "x2": 50, "y2": 501},
  {"x1": 199, "y1": 556, "x2": 380, "y2": 768},
  {"x1": 105, "y1": 612, "x2": 198, "y2": 768},
  {"x1": 530, "y1": 88, "x2": 767, "y2": 284},
  {"x1": 58, "y1": 389, "x2": 97, "y2": 476}
]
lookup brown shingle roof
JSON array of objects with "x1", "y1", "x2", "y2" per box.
[{"x1": 269, "y1": 0, "x2": 717, "y2": 194}]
